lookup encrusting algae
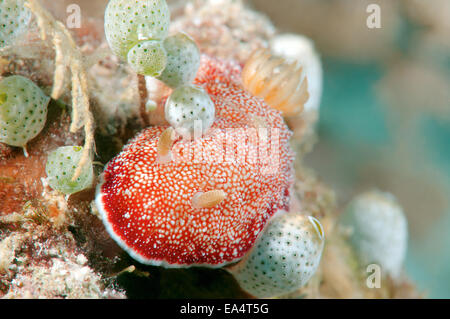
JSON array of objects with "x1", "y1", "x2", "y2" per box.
[{"x1": 0, "y1": 0, "x2": 422, "y2": 299}]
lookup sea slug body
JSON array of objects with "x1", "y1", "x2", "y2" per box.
[{"x1": 96, "y1": 55, "x2": 295, "y2": 267}]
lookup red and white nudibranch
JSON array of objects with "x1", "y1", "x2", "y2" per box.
[{"x1": 96, "y1": 56, "x2": 295, "y2": 267}]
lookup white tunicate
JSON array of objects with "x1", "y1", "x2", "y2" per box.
[
  {"x1": 157, "y1": 32, "x2": 200, "y2": 88},
  {"x1": 340, "y1": 190, "x2": 408, "y2": 279},
  {"x1": 165, "y1": 84, "x2": 215, "y2": 138},
  {"x1": 229, "y1": 212, "x2": 325, "y2": 298}
]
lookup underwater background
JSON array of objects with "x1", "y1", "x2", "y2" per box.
[{"x1": 249, "y1": 0, "x2": 450, "y2": 298}]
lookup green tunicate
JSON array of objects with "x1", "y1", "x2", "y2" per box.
[
  {"x1": 0, "y1": 75, "x2": 49, "y2": 147},
  {"x1": 157, "y1": 32, "x2": 200, "y2": 88},
  {"x1": 104, "y1": 0, "x2": 170, "y2": 59},
  {"x1": 0, "y1": 0, "x2": 31, "y2": 48},
  {"x1": 127, "y1": 40, "x2": 167, "y2": 76},
  {"x1": 45, "y1": 146, "x2": 94, "y2": 195},
  {"x1": 230, "y1": 214, "x2": 324, "y2": 298}
]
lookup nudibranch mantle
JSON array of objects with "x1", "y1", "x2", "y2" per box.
[{"x1": 96, "y1": 56, "x2": 295, "y2": 267}]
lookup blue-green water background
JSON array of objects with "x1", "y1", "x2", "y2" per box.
[
  {"x1": 248, "y1": 0, "x2": 450, "y2": 298},
  {"x1": 311, "y1": 59, "x2": 450, "y2": 298}
]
